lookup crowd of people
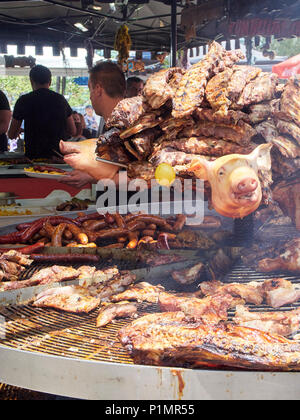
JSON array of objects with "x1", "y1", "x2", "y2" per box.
[{"x1": 0, "y1": 64, "x2": 144, "y2": 167}]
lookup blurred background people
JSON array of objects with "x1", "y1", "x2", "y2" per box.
[
  {"x1": 67, "y1": 111, "x2": 87, "y2": 142},
  {"x1": 59, "y1": 61, "x2": 126, "y2": 188},
  {"x1": 125, "y1": 76, "x2": 144, "y2": 98},
  {"x1": 84, "y1": 104, "x2": 98, "y2": 137},
  {"x1": 0, "y1": 90, "x2": 11, "y2": 153},
  {"x1": 8, "y1": 65, "x2": 76, "y2": 159}
]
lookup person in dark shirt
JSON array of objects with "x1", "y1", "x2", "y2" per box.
[
  {"x1": 8, "y1": 65, "x2": 76, "y2": 159},
  {"x1": 0, "y1": 90, "x2": 11, "y2": 153}
]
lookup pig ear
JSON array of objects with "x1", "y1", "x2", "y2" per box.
[
  {"x1": 189, "y1": 157, "x2": 210, "y2": 180},
  {"x1": 249, "y1": 144, "x2": 273, "y2": 171}
]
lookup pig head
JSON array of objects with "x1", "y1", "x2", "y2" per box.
[{"x1": 189, "y1": 144, "x2": 273, "y2": 218}]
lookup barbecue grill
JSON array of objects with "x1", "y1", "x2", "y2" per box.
[{"x1": 1, "y1": 232, "x2": 300, "y2": 400}]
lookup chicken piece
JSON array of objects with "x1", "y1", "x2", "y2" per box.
[
  {"x1": 111, "y1": 282, "x2": 165, "y2": 304},
  {"x1": 205, "y1": 68, "x2": 234, "y2": 116},
  {"x1": 0, "y1": 250, "x2": 33, "y2": 266},
  {"x1": 158, "y1": 291, "x2": 243, "y2": 324},
  {"x1": 227, "y1": 65, "x2": 262, "y2": 103},
  {"x1": 233, "y1": 305, "x2": 300, "y2": 337},
  {"x1": 96, "y1": 301, "x2": 137, "y2": 327},
  {"x1": 0, "y1": 277, "x2": 41, "y2": 291},
  {"x1": 144, "y1": 67, "x2": 185, "y2": 109},
  {"x1": 106, "y1": 96, "x2": 148, "y2": 129},
  {"x1": 0, "y1": 259, "x2": 24, "y2": 281},
  {"x1": 172, "y1": 262, "x2": 205, "y2": 285},
  {"x1": 262, "y1": 278, "x2": 300, "y2": 308},
  {"x1": 200, "y1": 280, "x2": 264, "y2": 305},
  {"x1": 258, "y1": 239, "x2": 300, "y2": 274},
  {"x1": 237, "y1": 72, "x2": 278, "y2": 107},
  {"x1": 33, "y1": 285, "x2": 100, "y2": 314}
]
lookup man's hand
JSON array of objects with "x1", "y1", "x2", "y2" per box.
[
  {"x1": 60, "y1": 139, "x2": 119, "y2": 181},
  {"x1": 58, "y1": 170, "x2": 95, "y2": 189}
]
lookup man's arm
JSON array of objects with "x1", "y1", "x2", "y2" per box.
[
  {"x1": 0, "y1": 109, "x2": 11, "y2": 135},
  {"x1": 8, "y1": 118, "x2": 22, "y2": 139}
]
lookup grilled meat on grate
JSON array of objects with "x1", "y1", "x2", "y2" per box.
[
  {"x1": 33, "y1": 285, "x2": 101, "y2": 314},
  {"x1": 111, "y1": 282, "x2": 165, "y2": 304},
  {"x1": 258, "y1": 238, "x2": 300, "y2": 274},
  {"x1": 172, "y1": 262, "x2": 205, "y2": 285},
  {"x1": 200, "y1": 280, "x2": 264, "y2": 305},
  {"x1": 119, "y1": 312, "x2": 300, "y2": 370},
  {"x1": 233, "y1": 305, "x2": 300, "y2": 337},
  {"x1": 96, "y1": 301, "x2": 137, "y2": 327}
]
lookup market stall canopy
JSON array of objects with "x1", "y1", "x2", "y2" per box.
[
  {"x1": 0, "y1": 0, "x2": 300, "y2": 55},
  {"x1": 272, "y1": 54, "x2": 300, "y2": 79}
]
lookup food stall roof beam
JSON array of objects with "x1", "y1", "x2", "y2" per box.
[{"x1": 170, "y1": 0, "x2": 177, "y2": 67}]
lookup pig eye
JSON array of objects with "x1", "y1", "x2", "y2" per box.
[{"x1": 218, "y1": 169, "x2": 225, "y2": 177}]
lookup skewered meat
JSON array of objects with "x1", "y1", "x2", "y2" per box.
[
  {"x1": 275, "y1": 119, "x2": 300, "y2": 146},
  {"x1": 236, "y1": 72, "x2": 278, "y2": 108},
  {"x1": 180, "y1": 120, "x2": 255, "y2": 146},
  {"x1": 171, "y1": 262, "x2": 205, "y2": 285},
  {"x1": 258, "y1": 239, "x2": 300, "y2": 274},
  {"x1": 144, "y1": 68, "x2": 185, "y2": 109},
  {"x1": 255, "y1": 119, "x2": 300, "y2": 159},
  {"x1": 272, "y1": 178, "x2": 300, "y2": 227},
  {"x1": 33, "y1": 285, "x2": 100, "y2": 314},
  {"x1": 194, "y1": 108, "x2": 250, "y2": 125},
  {"x1": 262, "y1": 278, "x2": 300, "y2": 308},
  {"x1": 275, "y1": 76, "x2": 300, "y2": 127},
  {"x1": 119, "y1": 312, "x2": 300, "y2": 370},
  {"x1": 233, "y1": 305, "x2": 300, "y2": 337},
  {"x1": 227, "y1": 65, "x2": 262, "y2": 103},
  {"x1": 96, "y1": 301, "x2": 137, "y2": 327},
  {"x1": 189, "y1": 144, "x2": 273, "y2": 218},
  {"x1": 172, "y1": 42, "x2": 244, "y2": 119},
  {"x1": 158, "y1": 291, "x2": 243, "y2": 324},
  {"x1": 155, "y1": 137, "x2": 255, "y2": 157},
  {"x1": 106, "y1": 96, "x2": 148, "y2": 129},
  {"x1": 205, "y1": 68, "x2": 234, "y2": 116},
  {"x1": 111, "y1": 282, "x2": 165, "y2": 304},
  {"x1": 200, "y1": 280, "x2": 264, "y2": 305}
]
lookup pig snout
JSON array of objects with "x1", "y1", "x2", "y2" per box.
[{"x1": 234, "y1": 178, "x2": 258, "y2": 194}]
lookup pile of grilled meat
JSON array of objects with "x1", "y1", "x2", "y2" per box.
[{"x1": 96, "y1": 41, "x2": 300, "y2": 193}]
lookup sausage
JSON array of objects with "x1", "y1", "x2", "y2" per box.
[
  {"x1": 114, "y1": 212, "x2": 126, "y2": 229},
  {"x1": 173, "y1": 215, "x2": 187, "y2": 232},
  {"x1": 87, "y1": 219, "x2": 107, "y2": 231},
  {"x1": 101, "y1": 243, "x2": 124, "y2": 249},
  {"x1": 30, "y1": 254, "x2": 100, "y2": 263},
  {"x1": 43, "y1": 221, "x2": 55, "y2": 238},
  {"x1": 104, "y1": 213, "x2": 115, "y2": 224},
  {"x1": 126, "y1": 220, "x2": 147, "y2": 232},
  {"x1": 67, "y1": 224, "x2": 89, "y2": 245},
  {"x1": 86, "y1": 228, "x2": 129, "y2": 242},
  {"x1": 142, "y1": 229, "x2": 156, "y2": 237},
  {"x1": 74, "y1": 212, "x2": 104, "y2": 224},
  {"x1": 126, "y1": 239, "x2": 138, "y2": 249},
  {"x1": 0, "y1": 242, "x2": 45, "y2": 254},
  {"x1": 51, "y1": 223, "x2": 67, "y2": 247},
  {"x1": 134, "y1": 215, "x2": 167, "y2": 227},
  {"x1": 128, "y1": 231, "x2": 139, "y2": 241},
  {"x1": 0, "y1": 231, "x2": 23, "y2": 244},
  {"x1": 63, "y1": 229, "x2": 73, "y2": 240},
  {"x1": 17, "y1": 216, "x2": 81, "y2": 231}
]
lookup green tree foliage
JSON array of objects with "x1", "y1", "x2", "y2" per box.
[
  {"x1": 0, "y1": 75, "x2": 90, "y2": 109},
  {"x1": 270, "y1": 37, "x2": 300, "y2": 58}
]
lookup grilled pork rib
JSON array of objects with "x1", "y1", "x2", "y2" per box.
[
  {"x1": 233, "y1": 305, "x2": 300, "y2": 337},
  {"x1": 119, "y1": 312, "x2": 300, "y2": 370},
  {"x1": 33, "y1": 285, "x2": 100, "y2": 314},
  {"x1": 111, "y1": 282, "x2": 165, "y2": 304},
  {"x1": 96, "y1": 301, "x2": 137, "y2": 327}
]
